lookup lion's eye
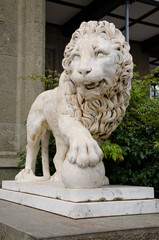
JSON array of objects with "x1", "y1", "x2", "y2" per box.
[{"x1": 96, "y1": 51, "x2": 108, "y2": 57}]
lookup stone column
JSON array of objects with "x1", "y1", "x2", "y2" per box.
[{"x1": 0, "y1": 0, "x2": 45, "y2": 185}]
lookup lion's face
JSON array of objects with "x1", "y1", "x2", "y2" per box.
[
  {"x1": 62, "y1": 21, "x2": 133, "y2": 141},
  {"x1": 67, "y1": 36, "x2": 117, "y2": 96}
]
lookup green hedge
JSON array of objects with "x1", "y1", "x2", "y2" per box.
[{"x1": 102, "y1": 67, "x2": 159, "y2": 197}]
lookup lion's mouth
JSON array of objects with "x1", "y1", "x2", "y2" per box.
[{"x1": 85, "y1": 80, "x2": 103, "y2": 90}]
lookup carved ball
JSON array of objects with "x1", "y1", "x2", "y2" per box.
[{"x1": 61, "y1": 160, "x2": 105, "y2": 189}]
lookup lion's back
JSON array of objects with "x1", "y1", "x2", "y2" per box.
[{"x1": 28, "y1": 87, "x2": 59, "y2": 115}]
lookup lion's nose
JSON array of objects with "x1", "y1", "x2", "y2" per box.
[{"x1": 78, "y1": 66, "x2": 92, "y2": 76}]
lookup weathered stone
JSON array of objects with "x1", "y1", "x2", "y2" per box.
[
  {"x1": 0, "y1": 152, "x2": 18, "y2": 167},
  {"x1": 2, "y1": 181, "x2": 155, "y2": 202},
  {"x1": 0, "y1": 123, "x2": 16, "y2": 151},
  {"x1": 25, "y1": 23, "x2": 45, "y2": 56},
  {"x1": 0, "y1": 123, "x2": 26, "y2": 152},
  {"x1": 0, "y1": 0, "x2": 45, "y2": 178},
  {"x1": 0, "y1": 0, "x2": 18, "y2": 23},
  {"x1": 0, "y1": 169, "x2": 19, "y2": 188},
  {"x1": 0, "y1": 90, "x2": 16, "y2": 123},
  {"x1": 0, "y1": 55, "x2": 17, "y2": 90},
  {"x1": 1, "y1": 185, "x2": 159, "y2": 219},
  {"x1": 26, "y1": 0, "x2": 45, "y2": 24},
  {"x1": 15, "y1": 21, "x2": 133, "y2": 190},
  {"x1": 0, "y1": 200, "x2": 159, "y2": 240},
  {"x1": 0, "y1": 22, "x2": 17, "y2": 56}
]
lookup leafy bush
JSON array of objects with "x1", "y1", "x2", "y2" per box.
[
  {"x1": 103, "y1": 67, "x2": 159, "y2": 197},
  {"x1": 21, "y1": 69, "x2": 60, "y2": 90},
  {"x1": 101, "y1": 140, "x2": 126, "y2": 162}
]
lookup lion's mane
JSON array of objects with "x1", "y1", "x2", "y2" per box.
[{"x1": 62, "y1": 21, "x2": 133, "y2": 143}]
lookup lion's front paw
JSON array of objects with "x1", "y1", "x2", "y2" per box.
[
  {"x1": 66, "y1": 135, "x2": 103, "y2": 168},
  {"x1": 15, "y1": 169, "x2": 36, "y2": 181}
]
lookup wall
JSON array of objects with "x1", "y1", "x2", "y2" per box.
[
  {"x1": 0, "y1": 0, "x2": 45, "y2": 186},
  {"x1": 45, "y1": 23, "x2": 69, "y2": 73},
  {"x1": 130, "y1": 42, "x2": 150, "y2": 76}
]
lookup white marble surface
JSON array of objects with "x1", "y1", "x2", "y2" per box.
[
  {"x1": 15, "y1": 20, "x2": 133, "y2": 189},
  {"x1": 61, "y1": 160, "x2": 106, "y2": 188},
  {"x1": 2, "y1": 181, "x2": 154, "y2": 202},
  {"x1": 0, "y1": 188, "x2": 158, "y2": 219}
]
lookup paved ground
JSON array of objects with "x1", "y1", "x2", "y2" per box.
[{"x1": 0, "y1": 199, "x2": 159, "y2": 240}]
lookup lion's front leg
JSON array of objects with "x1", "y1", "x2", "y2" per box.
[{"x1": 59, "y1": 115, "x2": 103, "y2": 168}]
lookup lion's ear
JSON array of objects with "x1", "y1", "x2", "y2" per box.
[
  {"x1": 59, "y1": 72, "x2": 75, "y2": 94},
  {"x1": 62, "y1": 58, "x2": 68, "y2": 70},
  {"x1": 64, "y1": 81, "x2": 76, "y2": 95}
]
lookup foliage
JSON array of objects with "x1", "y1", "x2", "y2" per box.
[
  {"x1": 154, "y1": 141, "x2": 159, "y2": 149},
  {"x1": 103, "y1": 67, "x2": 159, "y2": 197},
  {"x1": 101, "y1": 140, "x2": 125, "y2": 162},
  {"x1": 22, "y1": 69, "x2": 60, "y2": 90},
  {"x1": 17, "y1": 151, "x2": 26, "y2": 169},
  {"x1": 149, "y1": 66, "x2": 159, "y2": 98}
]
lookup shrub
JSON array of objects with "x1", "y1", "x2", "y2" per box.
[
  {"x1": 103, "y1": 67, "x2": 159, "y2": 197},
  {"x1": 21, "y1": 69, "x2": 60, "y2": 90}
]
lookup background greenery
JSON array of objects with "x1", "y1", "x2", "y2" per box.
[
  {"x1": 102, "y1": 66, "x2": 159, "y2": 197},
  {"x1": 18, "y1": 67, "x2": 159, "y2": 197}
]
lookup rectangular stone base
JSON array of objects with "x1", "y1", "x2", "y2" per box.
[{"x1": 0, "y1": 181, "x2": 159, "y2": 219}]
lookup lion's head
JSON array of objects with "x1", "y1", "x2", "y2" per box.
[{"x1": 62, "y1": 21, "x2": 133, "y2": 143}]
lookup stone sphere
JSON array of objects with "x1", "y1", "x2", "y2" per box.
[{"x1": 61, "y1": 160, "x2": 105, "y2": 189}]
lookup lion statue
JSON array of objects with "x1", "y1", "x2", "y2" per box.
[{"x1": 15, "y1": 21, "x2": 133, "y2": 186}]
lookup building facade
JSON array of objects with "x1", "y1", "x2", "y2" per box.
[{"x1": 0, "y1": 0, "x2": 45, "y2": 184}]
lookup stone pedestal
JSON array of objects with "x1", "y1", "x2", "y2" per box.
[{"x1": 0, "y1": 181, "x2": 159, "y2": 219}]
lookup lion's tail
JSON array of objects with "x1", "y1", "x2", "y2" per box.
[{"x1": 41, "y1": 130, "x2": 51, "y2": 179}]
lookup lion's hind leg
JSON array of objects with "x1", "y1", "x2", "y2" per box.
[
  {"x1": 51, "y1": 135, "x2": 68, "y2": 183},
  {"x1": 15, "y1": 115, "x2": 50, "y2": 181},
  {"x1": 41, "y1": 130, "x2": 50, "y2": 179}
]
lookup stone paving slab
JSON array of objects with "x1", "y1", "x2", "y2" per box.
[{"x1": 0, "y1": 199, "x2": 159, "y2": 240}]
